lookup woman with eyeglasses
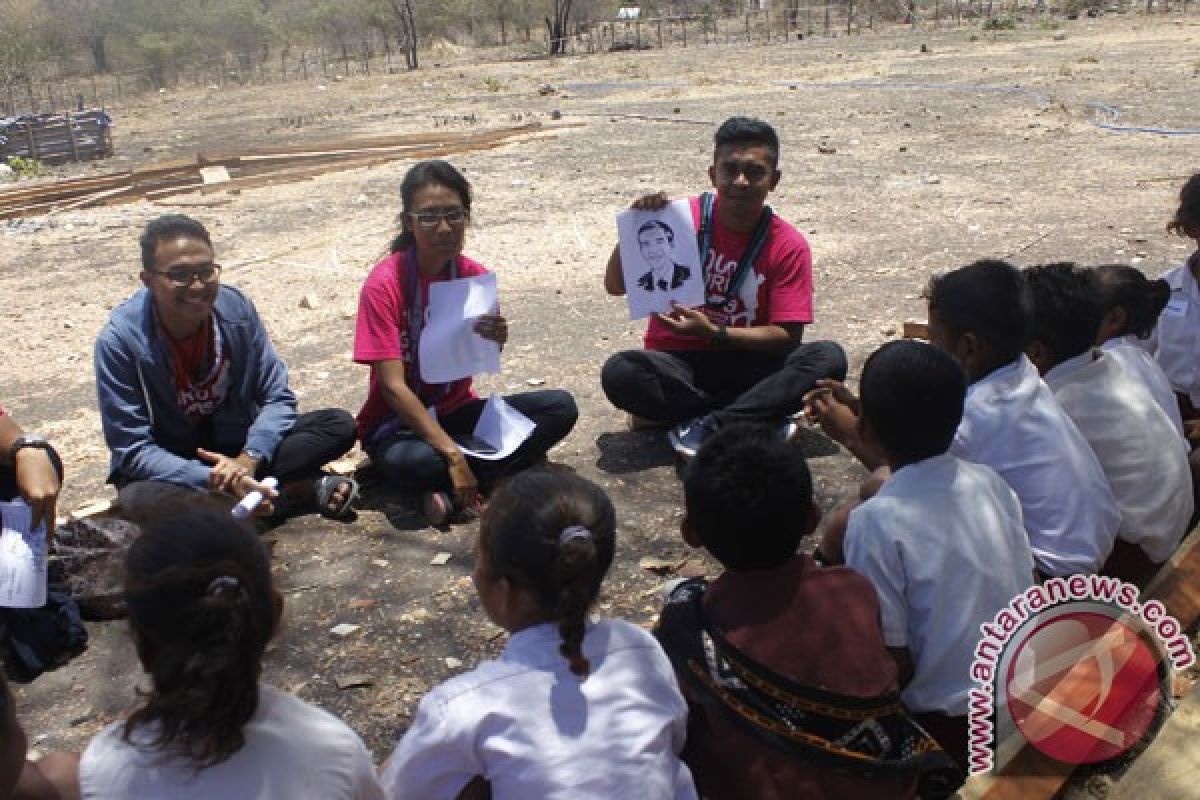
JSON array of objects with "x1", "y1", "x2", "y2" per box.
[{"x1": 353, "y1": 160, "x2": 578, "y2": 525}]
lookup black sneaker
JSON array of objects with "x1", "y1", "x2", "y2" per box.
[{"x1": 668, "y1": 414, "x2": 719, "y2": 458}]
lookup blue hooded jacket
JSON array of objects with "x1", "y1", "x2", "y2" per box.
[{"x1": 94, "y1": 285, "x2": 297, "y2": 489}]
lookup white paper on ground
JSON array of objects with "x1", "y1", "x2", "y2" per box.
[
  {"x1": 617, "y1": 197, "x2": 706, "y2": 320},
  {"x1": 419, "y1": 273, "x2": 501, "y2": 384},
  {"x1": 457, "y1": 395, "x2": 536, "y2": 461},
  {"x1": 0, "y1": 500, "x2": 48, "y2": 608}
]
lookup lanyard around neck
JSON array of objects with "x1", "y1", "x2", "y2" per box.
[
  {"x1": 403, "y1": 248, "x2": 458, "y2": 402},
  {"x1": 697, "y1": 191, "x2": 773, "y2": 308}
]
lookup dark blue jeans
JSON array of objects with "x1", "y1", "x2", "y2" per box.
[{"x1": 367, "y1": 390, "x2": 578, "y2": 494}]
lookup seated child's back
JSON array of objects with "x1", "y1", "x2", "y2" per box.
[
  {"x1": 382, "y1": 469, "x2": 696, "y2": 800},
  {"x1": 928, "y1": 259, "x2": 1119, "y2": 577},
  {"x1": 843, "y1": 341, "x2": 1035, "y2": 765},
  {"x1": 1025, "y1": 263, "x2": 1193, "y2": 582},
  {"x1": 656, "y1": 426, "x2": 949, "y2": 800}
]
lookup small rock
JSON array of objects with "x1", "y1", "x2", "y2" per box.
[
  {"x1": 70, "y1": 710, "x2": 95, "y2": 726},
  {"x1": 347, "y1": 598, "x2": 377, "y2": 610},
  {"x1": 336, "y1": 674, "x2": 374, "y2": 690},
  {"x1": 354, "y1": 194, "x2": 369, "y2": 205},
  {"x1": 371, "y1": 558, "x2": 390, "y2": 568},
  {"x1": 538, "y1": 83, "x2": 556, "y2": 95},
  {"x1": 1119, "y1": 227, "x2": 1134, "y2": 235},
  {"x1": 299, "y1": 293, "x2": 320, "y2": 310},
  {"x1": 920, "y1": 174, "x2": 942, "y2": 185},
  {"x1": 330, "y1": 623, "x2": 361, "y2": 637},
  {"x1": 525, "y1": 378, "x2": 545, "y2": 386},
  {"x1": 816, "y1": 143, "x2": 837, "y2": 155},
  {"x1": 550, "y1": 110, "x2": 562, "y2": 120},
  {"x1": 430, "y1": 552, "x2": 453, "y2": 566},
  {"x1": 444, "y1": 656, "x2": 464, "y2": 669},
  {"x1": 1053, "y1": 30, "x2": 1067, "y2": 41},
  {"x1": 63, "y1": 320, "x2": 74, "y2": 329}
]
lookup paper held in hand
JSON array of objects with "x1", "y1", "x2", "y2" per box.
[
  {"x1": 617, "y1": 197, "x2": 705, "y2": 320},
  {"x1": 0, "y1": 499, "x2": 48, "y2": 609},
  {"x1": 419, "y1": 273, "x2": 502, "y2": 385}
]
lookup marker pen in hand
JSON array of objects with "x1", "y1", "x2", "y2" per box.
[{"x1": 232, "y1": 477, "x2": 279, "y2": 519}]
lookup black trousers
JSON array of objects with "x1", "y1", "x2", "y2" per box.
[
  {"x1": 116, "y1": 409, "x2": 357, "y2": 517},
  {"x1": 600, "y1": 341, "x2": 848, "y2": 426},
  {"x1": 366, "y1": 390, "x2": 578, "y2": 494}
]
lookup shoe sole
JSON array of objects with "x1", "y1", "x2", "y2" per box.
[{"x1": 667, "y1": 428, "x2": 699, "y2": 459}]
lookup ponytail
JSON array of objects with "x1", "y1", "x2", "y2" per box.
[
  {"x1": 123, "y1": 508, "x2": 277, "y2": 767},
  {"x1": 480, "y1": 469, "x2": 616, "y2": 680},
  {"x1": 555, "y1": 527, "x2": 599, "y2": 676},
  {"x1": 1167, "y1": 173, "x2": 1200, "y2": 237}
]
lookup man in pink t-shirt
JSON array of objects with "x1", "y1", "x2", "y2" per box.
[{"x1": 601, "y1": 117, "x2": 846, "y2": 457}]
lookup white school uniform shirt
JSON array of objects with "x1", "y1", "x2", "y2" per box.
[
  {"x1": 1044, "y1": 349, "x2": 1194, "y2": 563},
  {"x1": 1145, "y1": 261, "x2": 1200, "y2": 406},
  {"x1": 845, "y1": 454, "x2": 1034, "y2": 716},
  {"x1": 949, "y1": 355, "x2": 1120, "y2": 577},
  {"x1": 381, "y1": 618, "x2": 697, "y2": 800},
  {"x1": 80, "y1": 684, "x2": 384, "y2": 800},
  {"x1": 1101, "y1": 334, "x2": 1186, "y2": 440}
]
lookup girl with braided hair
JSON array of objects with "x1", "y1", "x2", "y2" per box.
[
  {"x1": 78, "y1": 506, "x2": 383, "y2": 799},
  {"x1": 381, "y1": 468, "x2": 696, "y2": 800}
]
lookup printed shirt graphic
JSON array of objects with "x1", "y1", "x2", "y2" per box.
[
  {"x1": 353, "y1": 251, "x2": 487, "y2": 441},
  {"x1": 644, "y1": 195, "x2": 813, "y2": 352},
  {"x1": 167, "y1": 317, "x2": 230, "y2": 418}
]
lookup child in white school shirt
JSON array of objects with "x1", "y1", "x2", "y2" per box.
[
  {"x1": 1025, "y1": 263, "x2": 1193, "y2": 586},
  {"x1": 1147, "y1": 173, "x2": 1200, "y2": 423},
  {"x1": 844, "y1": 340, "x2": 1035, "y2": 770},
  {"x1": 1093, "y1": 263, "x2": 1185, "y2": 438},
  {"x1": 381, "y1": 468, "x2": 696, "y2": 800},
  {"x1": 806, "y1": 259, "x2": 1119, "y2": 576}
]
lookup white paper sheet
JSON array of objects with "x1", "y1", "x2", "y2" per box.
[
  {"x1": 457, "y1": 395, "x2": 536, "y2": 461},
  {"x1": 419, "y1": 273, "x2": 502, "y2": 384},
  {"x1": 617, "y1": 198, "x2": 706, "y2": 320},
  {"x1": 0, "y1": 500, "x2": 48, "y2": 609}
]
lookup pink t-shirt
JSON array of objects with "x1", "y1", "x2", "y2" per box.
[
  {"x1": 353, "y1": 251, "x2": 487, "y2": 442},
  {"x1": 644, "y1": 195, "x2": 814, "y2": 352}
]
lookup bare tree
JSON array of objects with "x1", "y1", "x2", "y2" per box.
[{"x1": 545, "y1": 0, "x2": 571, "y2": 54}]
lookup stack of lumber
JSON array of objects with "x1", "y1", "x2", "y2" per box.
[
  {"x1": 0, "y1": 110, "x2": 113, "y2": 165},
  {"x1": 0, "y1": 122, "x2": 552, "y2": 220}
]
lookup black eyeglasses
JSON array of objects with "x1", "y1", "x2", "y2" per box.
[
  {"x1": 407, "y1": 208, "x2": 468, "y2": 229},
  {"x1": 151, "y1": 263, "x2": 222, "y2": 287}
]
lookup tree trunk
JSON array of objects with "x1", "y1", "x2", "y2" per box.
[{"x1": 87, "y1": 35, "x2": 109, "y2": 74}]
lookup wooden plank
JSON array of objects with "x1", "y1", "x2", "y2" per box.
[{"x1": 962, "y1": 528, "x2": 1200, "y2": 800}]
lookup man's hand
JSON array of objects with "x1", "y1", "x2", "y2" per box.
[
  {"x1": 803, "y1": 380, "x2": 861, "y2": 446},
  {"x1": 197, "y1": 448, "x2": 259, "y2": 495},
  {"x1": 473, "y1": 314, "x2": 508, "y2": 349},
  {"x1": 14, "y1": 448, "x2": 60, "y2": 534},
  {"x1": 631, "y1": 191, "x2": 670, "y2": 211},
  {"x1": 655, "y1": 302, "x2": 718, "y2": 340}
]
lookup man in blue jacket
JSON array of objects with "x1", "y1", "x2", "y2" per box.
[{"x1": 95, "y1": 214, "x2": 358, "y2": 521}]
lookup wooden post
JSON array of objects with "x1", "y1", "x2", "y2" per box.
[
  {"x1": 847, "y1": 0, "x2": 854, "y2": 33},
  {"x1": 65, "y1": 112, "x2": 79, "y2": 162},
  {"x1": 657, "y1": 18, "x2": 663, "y2": 47},
  {"x1": 825, "y1": 0, "x2": 831, "y2": 34},
  {"x1": 745, "y1": 13, "x2": 751, "y2": 41},
  {"x1": 24, "y1": 120, "x2": 36, "y2": 159},
  {"x1": 635, "y1": 19, "x2": 641, "y2": 48},
  {"x1": 682, "y1": 17, "x2": 688, "y2": 46}
]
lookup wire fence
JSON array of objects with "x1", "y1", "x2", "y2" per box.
[{"x1": 0, "y1": 0, "x2": 1189, "y2": 118}]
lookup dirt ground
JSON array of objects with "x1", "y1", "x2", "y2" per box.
[{"x1": 3, "y1": 12, "x2": 1199, "y2": 791}]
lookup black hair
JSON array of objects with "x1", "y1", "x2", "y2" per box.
[
  {"x1": 1093, "y1": 264, "x2": 1172, "y2": 340},
  {"x1": 1024, "y1": 262, "x2": 1104, "y2": 367},
  {"x1": 1167, "y1": 173, "x2": 1200, "y2": 237},
  {"x1": 713, "y1": 116, "x2": 780, "y2": 165},
  {"x1": 480, "y1": 468, "x2": 616, "y2": 678},
  {"x1": 637, "y1": 219, "x2": 674, "y2": 243},
  {"x1": 926, "y1": 259, "x2": 1033, "y2": 367},
  {"x1": 684, "y1": 424, "x2": 814, "y2": 571},
  {"x1": 139, "y1": 214, "x2": 213, "y2": 272},
  {"x1": 860, "y1": 340, "x2": 967, "y2": 466},
  {"x1": 122, "y1": 507, "x2": 278, "y2": 767},
  {"x1": 389, "y1": 159, "x2": 473, "y2": 253}
]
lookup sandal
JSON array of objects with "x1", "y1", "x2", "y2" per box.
[{"x1": 315, "y1": 474, "x2": 359, "y2": 520}]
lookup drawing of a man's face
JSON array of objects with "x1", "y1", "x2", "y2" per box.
[{"x1": 637, "y1": 221, "x2": 674, "y2": 276}]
